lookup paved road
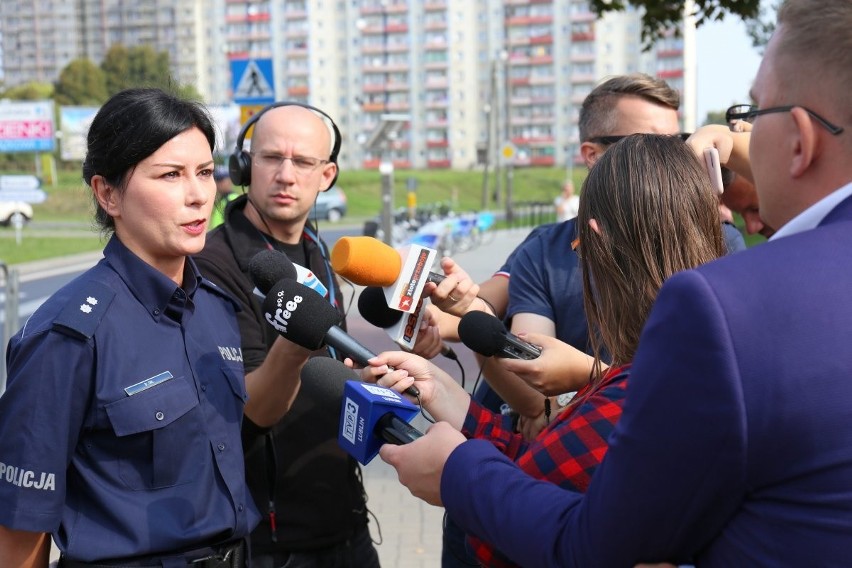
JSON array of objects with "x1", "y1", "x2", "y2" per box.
[{"x1": 37, "y1": 227, "x2": 533, "y2": 566}]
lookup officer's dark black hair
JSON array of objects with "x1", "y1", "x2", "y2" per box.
[{"x1": 83, "y1": 87, "x2": 216, "y2": 234}]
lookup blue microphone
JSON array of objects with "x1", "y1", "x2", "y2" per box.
[{"x1": 300, "y1": 357, "x2": 423, "y2": 464}]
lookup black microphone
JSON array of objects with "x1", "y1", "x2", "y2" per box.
[
  {"x1": 249, "y1": 249, "x2": 328, "y2": 298},
  {"x1": 357, "y1": 286, "x2": 458, "y2": 361},
  {"x1": 261, "y1": 279, "x2": 420, "y2": 397},
  {"x1": 301, "y1": 357, "x2": 423, "y2": 464},
  {"x1": 458, "y1": 311, "x2": 541, "y2": 360},
  {"x1": 249, "y1": 249, "x2": 297, "y2": 296}
]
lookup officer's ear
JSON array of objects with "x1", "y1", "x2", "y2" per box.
[{"x1": 91, "y1": 175, "x2": 121, "y2": 218}]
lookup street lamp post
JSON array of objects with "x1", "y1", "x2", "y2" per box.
[{"x1": 501, "y1": 49, "x2": 514, "y2": 224}]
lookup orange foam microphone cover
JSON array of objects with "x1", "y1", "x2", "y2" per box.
[{"x1": 330, "y1": 236, "x2": 402, "y2": 286}]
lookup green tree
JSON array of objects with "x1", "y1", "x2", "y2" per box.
[
  {"x1": 589, "y1": 0, "x2": 762, "y2": 47},
  {"x1": 54, "y1": 58, "x2": 108, "y2": 106},
  {"x1": 101, "y1": 44, "x2": 131, "y2": 95},
  {"x1": 702, "y1": 109, "x2": 728, "y2": 127},
  {"x1": 745, "y1": 1, "x2": 780, "y2": 52},
  {"x1": 100, "y1": 44, "x2": 202, "y2": 101},
  {"x1": 2, "y1": 81, "x2": 54, "y2": 100}
]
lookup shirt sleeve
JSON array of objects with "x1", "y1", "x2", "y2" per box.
[
  {"x1": 0, "y1": 328, "x2": 95, "y2": 532},
  {"x1": 442, "y1": 269, "x2": 747, "y2": 567},
  {"x1": 506, "y1": 235, "x2": 556, "y2": 322}
]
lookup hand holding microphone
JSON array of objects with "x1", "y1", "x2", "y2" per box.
[
  {"x1": 261, "y1": 278, "x2": 420, "y2": 398},
  {"x1": 358, "y1": 286, "x2": 458, "y2": 360},
  {"x1": 458, "y1": 311, "x2": 542, "y2": 360},
  {"x1": 301, "y1": 357, "x2": 424, "y2": 464}
]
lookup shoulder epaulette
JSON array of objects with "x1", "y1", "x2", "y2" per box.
[{"x1": 52, "y1": 281, "x2": 116, "y2": 340}]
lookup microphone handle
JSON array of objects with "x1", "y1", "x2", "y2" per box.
[
  {"x1": 375, "y1": 413, "x2": 424, "y2": 445},
  {"x1": 497, "y1": 333, "x2": 542, "y2": 360},
  {"x1": 324, "y1": 326, "x2": 422, "y2": 398}
]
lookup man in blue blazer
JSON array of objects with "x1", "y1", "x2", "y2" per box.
[{"x1": 376, "y1": 0, "x2": 852, "y2": 565}]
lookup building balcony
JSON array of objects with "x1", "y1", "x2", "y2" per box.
[
  {"x1": 530, "y1": 155, "x2": 555, "y2": 166},
  {"x1": 424, "y1": 0, "x2": 447, "y2": 10},
  {"x1": 658, "y1": 69, "x2": 684, "y2": 79},
  {"x1": 530, "y1": 34, "x2": 553, "y2": 45},
  {"x1": 529, "y1": 55, "x2": 554, "y2": 65},
  {"x1": 424, "y1": 21, "x2": 447, "y2": 31},
  {"x1": 570, "y1": 11, "x2": 597, "y2": 23},
  {"x1": 570, "y1": 52, "x2": 595, "y2": 63},
  {"x1": 393, "y1": 159, "x2": 412, "y2": 169},
  {"x1": 426, "y1": 139, "x2": 449, "y2": 148},
  {"x1": 513, "y1": 135, "x2": 554, "y2": 145},
  {"x1": 506, "y1": 15, "x2": 554, "y2": 26},
  {"x1": 424, "y1": 60, "x2": 448, "y2": 70},
  {"x1": 427, "y1": 159, "x2": 451, "y2": 168},
  {"x1": 362, "y1": 82, "x2": 387, "y2": 93},
  {"x1": 362, "y1": 158, "x2": 381, "y2": 169},
  {"x1": 657, "y1": 48, "x2": 683, "y2": 58},
  {"x1": 425, "y1": 99, "x2": 449, "y2": 109},
  {"x1": 386, "y1": 101, "x2": 411, "y2": 111},
  {"x1": 571, "y1": 31, "x2": 595, "y2": 42},
  {"x1": 287, "y1": 85, "x2": 309, "y2": 96},
  {"x1": 362, "y1": 102, "x2": 387, "y2": 112},
  {"x1": 425, "y1": 78, "x2": 449, "y2": 88}
]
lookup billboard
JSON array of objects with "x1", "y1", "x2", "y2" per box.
[
  {"x1": 59, "y1": 106, "x2": 99, "y2": 161},
  {"x1": 0, "y1": 100, "x2": 55, "y2": 153}
]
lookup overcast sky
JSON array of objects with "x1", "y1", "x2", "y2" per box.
[{"x1": 694, "y1": 14, "x2": 765, "y2": 120}]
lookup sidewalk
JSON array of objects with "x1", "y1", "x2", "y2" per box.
[{"x1": 45, "y1": 227, "x2": 533, "y2": 566}]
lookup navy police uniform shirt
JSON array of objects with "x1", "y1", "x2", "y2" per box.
[{"x1": 0, "y1": 236, "x2": 259, "y2": 562}]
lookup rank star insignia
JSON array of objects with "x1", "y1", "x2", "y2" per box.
[
  {"x1": 86, "y1": 297, "x2": 98, "y2": 305},
  {"x1": 80, "y1": 304, "x2": 93, "y2": 314}
]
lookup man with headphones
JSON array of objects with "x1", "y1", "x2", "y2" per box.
[{"x1": 195, "y1": 103, "x2": 380, "y2": 568}]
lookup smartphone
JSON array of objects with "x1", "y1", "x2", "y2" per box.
[{"x1": 703, "y1": 147, "x2": 724, "y2": 194}]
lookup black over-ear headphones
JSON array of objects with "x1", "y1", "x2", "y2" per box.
[{"x1": 228, "y1": 101, "x2": 342, "y2": 189}]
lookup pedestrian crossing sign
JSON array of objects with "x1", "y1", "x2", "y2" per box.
[{"x1": 231, "y1": 59, "x2": 275, "y2": 105}]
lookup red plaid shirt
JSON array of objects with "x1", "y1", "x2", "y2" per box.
[{"x1": 462, "y1": 364, "x2": 631, "y2": 568}]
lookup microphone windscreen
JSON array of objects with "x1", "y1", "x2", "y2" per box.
[
  {"x1": 358, "y1": 287, "x2": 403, "y2": 329},
  {"x1": 261, "y1": 279, "x2": 341, "y2": 350},
  {"x1": 330, "y1": 236, "x2": 401, "y2": 286},
  {"x1": 249, "y1": 249, "x2": 297, "y2": 294},
  {"x1": 299, "y1": 356, "x2": 358, "y2": 407},
  {"x1": 458, "y1": 311, "x2": 506, "y2": 357}
]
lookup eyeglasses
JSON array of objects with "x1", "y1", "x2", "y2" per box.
[
  {"x1": 586, "y1": 132, "x2": 692, "y2": 145},
  {"x1": 252, "y1": 152, "x2": 329, "y2": 174},
  {"x1": 726, "y1": 104, "x2": 844, "y2": 135}
]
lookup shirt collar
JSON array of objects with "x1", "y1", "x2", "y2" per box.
[
  {"x1": 770, "y1": 180, "x2": 852, "y2": 241},
  {"x1": 103, "y1": 236, "x2": 200, "y2": 321}
]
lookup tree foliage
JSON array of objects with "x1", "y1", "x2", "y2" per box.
[
  {"x1": 2, "y1": 81, "x2": 54, "y2": 100},
  {"x1": 744, "y1": 1, "x2": 780, "y2": 52},
  {"x1": 54, "y1": 59, "x2": 108, "y2": 106},
  {"x1": 589, "y1": 0, "x2": 762, "y2": 47}
]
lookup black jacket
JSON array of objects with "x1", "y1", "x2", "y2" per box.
[{"x1": 194, "y1": 194, "x2": 368, "y2": 553}]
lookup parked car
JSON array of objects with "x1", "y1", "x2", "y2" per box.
[
  {"x1": 312, "y1": 187, "x2": 347, "y2": 223},
  {"x1": 0, "y1": 201, "x2": 33, "y2": 226}
]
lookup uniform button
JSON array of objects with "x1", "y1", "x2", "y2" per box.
[
  {"x1": 152, "y1": 308, "x2": 160, "y2": 316},
  {"x1": 155, "y1": 411, "x2": 165, "y2": 421},
  {"x1": 218, "y1": 443, "x2": 226, "y2": 451},
  {"x1": 201, "y1": 384, "x2": 207, "y2": 391},
  {"x1": 238, "y1": 504, "x2": 244, "y2": 512}
]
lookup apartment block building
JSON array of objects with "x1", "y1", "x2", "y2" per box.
[{"x1": 0, "y1": 0, "x2": 694, "y2": 170}]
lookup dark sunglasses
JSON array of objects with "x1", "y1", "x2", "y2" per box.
[
  {"x1": 726, "y1": 104, "x2": 844, "y2": 135},
  {"x1": 586, "y1": 132, "x2": 692, "y2": 145}
]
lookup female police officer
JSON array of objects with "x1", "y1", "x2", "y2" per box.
[{"x1": 0, "y1": 88, "x2": 262, "y2": 567}]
